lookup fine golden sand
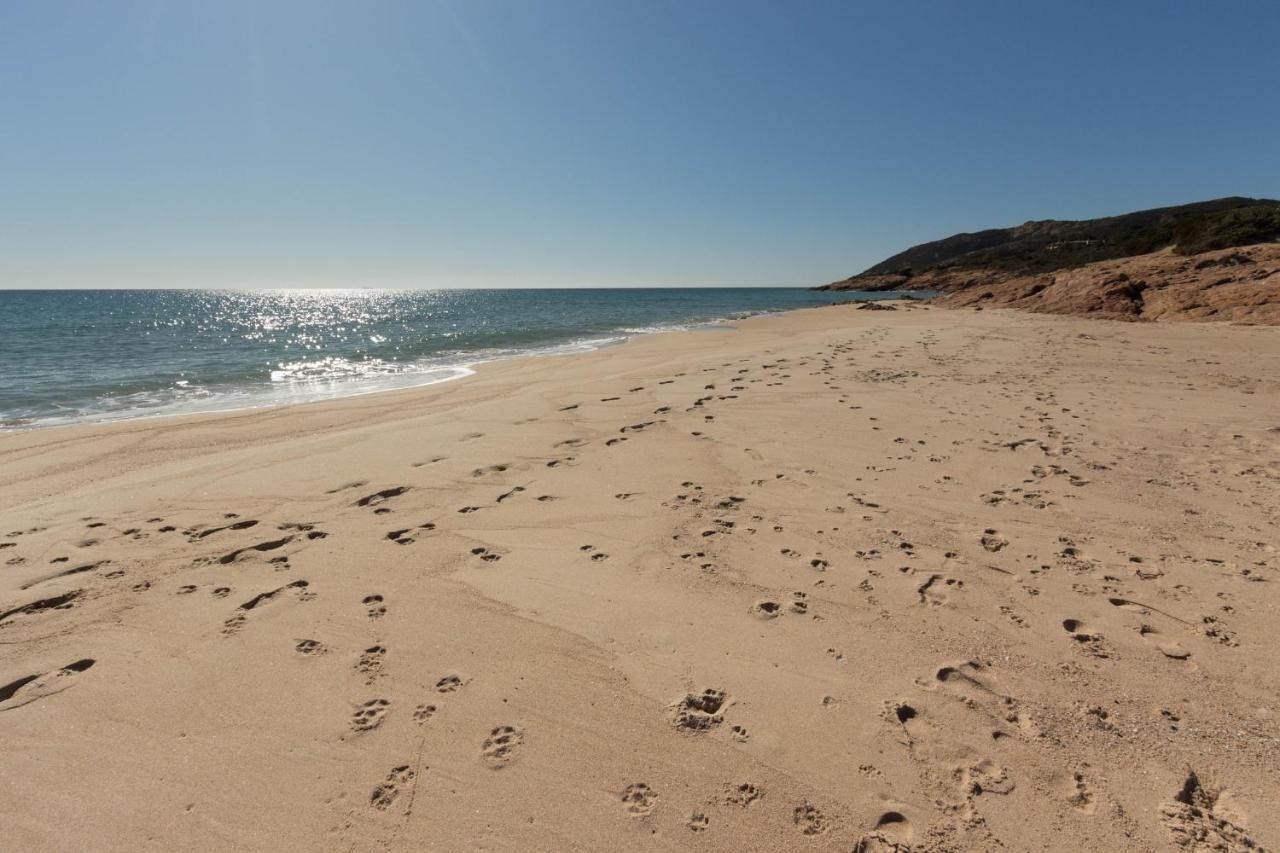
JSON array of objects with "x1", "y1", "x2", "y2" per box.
[{"x1": 1, "y1": 301, "x2": 1277, "y2": 851}]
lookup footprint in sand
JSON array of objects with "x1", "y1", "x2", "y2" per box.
[
  {"x1": 1062, "y1": 618, "x2": 1099, "y2": 640},
  {"x1": 192, "y1": 518, "x2": 259, "y2": 540},
  {"x1": 355, "y1": 486, "x2": 410, "y2": 509},
  {"x1": 222, "y1": 580, "x2": 312, "y2": 635},
  {"x1": 413, "y1": 704, "x2": 437, "y2": 724},
  {"x1": 495, "y1": 486, "x2": 525, "y2": 503},
  {"x1": 1140, "y1": 625, "x2": 1191, "y2": 659},
  {"x1": 20, "y1": 559, "x2": 101, "y2": 591},
  {"x1": 793, "y1": 802, "x2": 829, "y2": 835},
  {"x1": 929, "y1": 661, "x2": 1034, "y2": 735},
  {"x1": 0, "y1": 658, "x2": 96, "y2": 711},
  {"x1": 386, "y1": 523, "x2": 435, "y2": 545},
  {"x1": 751, "y1": 600, "x2": 782, "y2": 619},
  {"x1": 435, "y1": 673, "x2": 468, "y2": 693},
  {"x1": 671, "y1": 688, "x2": 727, "y2": 732},
  {"x1": 916, "y1": 573, "x2": 963, "y2": 606},
  {"x1": 480, "y1": 724, "x2": 524, "y2": 768},
  {"x1": 578, "y1": 544, "x2": 609, "y2": 562},
  {"x1": 216, "y1": 535, "x2": 294, "y2": 565},
  {"x1": 295, "y1": 639, "x2": 327, "y2": 655},
  {"x1": 356, "y1": 646, "x2": 386, "y2": 683},
  {"x1": 854, "y1": 811, "x2": 914, "y2": 851},
  {"x1": 370, "y1": 765, "x2": 416, "y2": 811},
  {"x1": 0, "y1": 590, "x2": 82, "y2": 625},
  {"x1": 723, "y1": 782, "x2": 763, "y2": 807},
  {"x1": 1159, "y1": 771, "x2": 1258, "y2": 850},
  {"x1": 470, "y1": 547, "x2": 501, "y2": 563},
  {"x1": 363, "y1": 594, "x2": 386, "y2": 619},
  {"x1": 1068, "y1": 771, "x2": 1096, "y2": 813},
  {"x1": 980, "y1": 529, "x2": 1008, "y2": 552},
  {"x1": 621, "y1": 782, "x2": 658, "y2": 816},
  {"x1": 351, "y1": 698, "x2": 391, "y2": 733}
]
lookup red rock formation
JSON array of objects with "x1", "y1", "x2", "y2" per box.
[
  {"x1": 822, "y1": 244, "x2": 1280, "y2": 324},
  {"x1": 933, "y1": 244, "x2": 1280, "y2": 323}
]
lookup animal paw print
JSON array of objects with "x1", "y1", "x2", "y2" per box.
[
  {"x1": 295, "y1": 639, "x2": 327, "y2": 655},
  {"x1": 363, "y1": 594, "x2": 386, "y2": 619},
  {"x1": 621, "y1": 782, "x2": 657, "y2": 816},
  {"x1": 386, "y1": 522, "x2": 435, "y2": 545},
  {"x1": 470, "y1": 547, "x2": 501, "y2": 563},
  {"x1": 790, "y1": 591, "x2": 809, "y2": 614},
  {"x1": 793, "y1": 802, "x2": 829, "y2": 835},
  {"x1": 723, "y1": 782, "x2": 763, "y2": 807},
  {"x1": 351, "y1": 699, "x2": 390, "y2": 732},
  {"x1": 672, "y1": 688, "x2": 727, "y2": 732},
  {"x1": 370, "y1": 765, "x2": 415, "y2": 811},
  {"x1": 413, "y1": 704, "x2": 437, "y2": 725},
  {"x1": 1069, "y1": 771, "x2": 1096, "y2": 813},
  {"x1": 435, "y1": 673, "x2": 467, "y2": 693},
  {"x1": 917, "y1": 574, "x2": 963, "y2": 606},
  {"x1": 687, "y1": 812, "x2": 709, "y2": 831},
  {"x1": 579, "y1": 544, "x2": 609, "y2": 562},
  {"x1": 481, "y1": 724, "x2": 524, "y2": 768},
  {"x1": 357, "y1": 645, "x2": 386, "y2": 683},
  {"x1": 751, "y1": 600, "x2": 781, "y2": 619},
  {"x1": 980, "y1": 529, "x2": 1008, "y2": 552}
]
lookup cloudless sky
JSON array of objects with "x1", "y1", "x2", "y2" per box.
[{"x1": 2, "y1": 0, "x2": 1278, "y2": 288}]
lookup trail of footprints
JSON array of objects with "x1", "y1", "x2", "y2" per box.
[{"x1": 2, "y1": 329, "x2": 1269, "y2": 849}]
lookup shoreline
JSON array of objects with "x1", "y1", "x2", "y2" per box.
[
  {"x1": 1, "y1": 300, "x2": 1277, "y2": 851},
  {"x1": 0, "y1": 297, "x2": 882, "y2": 435}
]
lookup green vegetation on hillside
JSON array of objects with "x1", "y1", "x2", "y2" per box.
[
  {"x1": 857, "y1": 197, "x2": 1280, "y2": 280},
  {"x1": 1171, "y1": 205, "x2": 1280, "y2": 255}
]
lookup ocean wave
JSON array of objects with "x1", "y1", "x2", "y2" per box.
[{"x1": 0, "y1": 288, "x2": 883, "y2": 430}]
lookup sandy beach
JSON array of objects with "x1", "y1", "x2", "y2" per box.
[{"x1": 1, "y1": 301, "x2": 1277, "y2": 852}]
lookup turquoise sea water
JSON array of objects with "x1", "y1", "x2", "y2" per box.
[{"x1": 0, "y1": 288, "x2": 909, "y2": 429}]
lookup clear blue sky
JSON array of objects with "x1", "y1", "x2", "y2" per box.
[{"x1": 2, "y1": 1, "x2": 1277, "y2": 289}]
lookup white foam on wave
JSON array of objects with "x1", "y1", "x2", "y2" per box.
[{"x1": 2, "y1": 313, "x2": 757, "y2": 431}]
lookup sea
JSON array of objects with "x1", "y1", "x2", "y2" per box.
[{"x1": 0, "y1": 288, "x2": 911, "y2": 430}]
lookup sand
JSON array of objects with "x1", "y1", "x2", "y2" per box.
[{"x1": 1, "y1": 301, "x2": 1277, "y2": 852}]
